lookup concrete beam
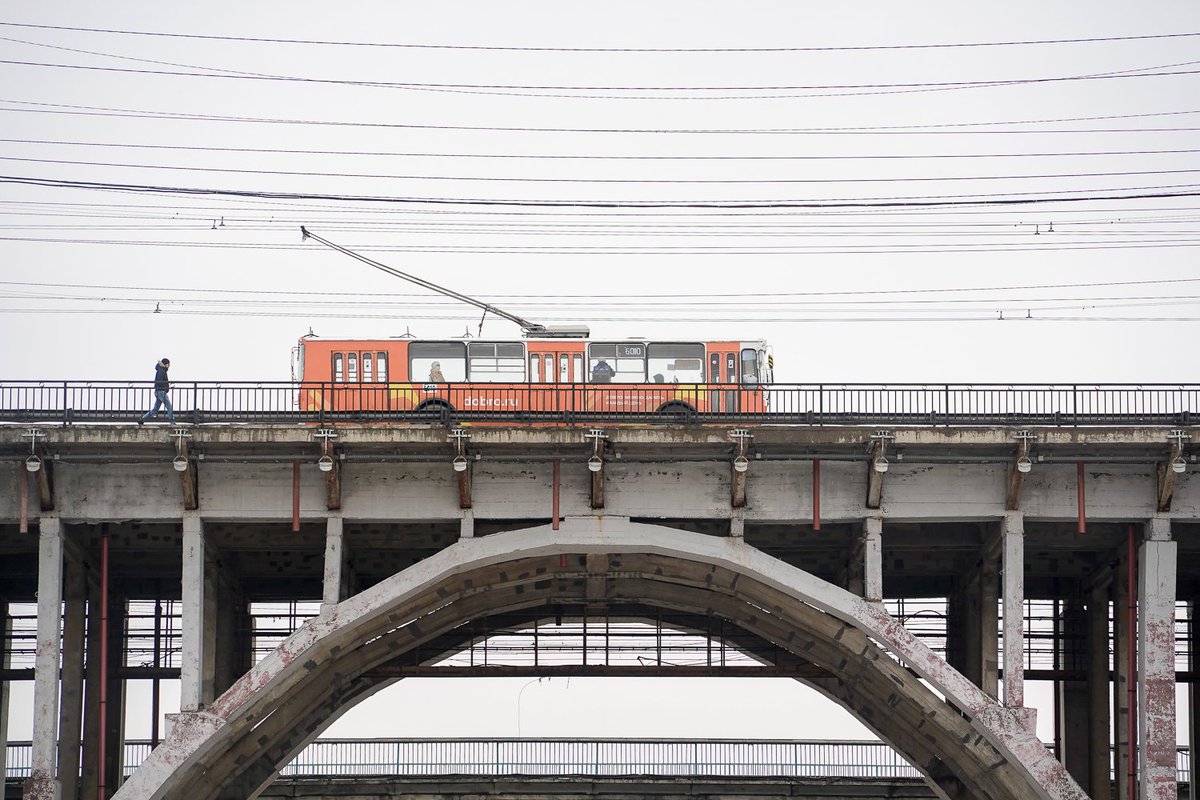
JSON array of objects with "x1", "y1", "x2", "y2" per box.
[
  {"x1": 26, "y1": 516, "x2": 64, "y2": 800},
  {"x1": 1137, "y1": 517, "x2": 1177, "y2": 800}
]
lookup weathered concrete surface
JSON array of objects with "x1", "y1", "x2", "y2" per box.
[
  {"x1": 111, "y1": 522, "x2": 1087, "y2": 800},
  {"x1": 25, "y1": 518, "x2": 62, "y2": 800},
  {"x1": 1139, "y1": 518, "x2": 1178, "y2": 800}
]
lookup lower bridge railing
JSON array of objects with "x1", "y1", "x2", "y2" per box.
[{"x1": 2, "y1": 738, "x2": 1193, "y2": 783}]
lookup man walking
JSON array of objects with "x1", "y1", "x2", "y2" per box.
[{"x1": 139, "y1": 357, "x2": 175, "y2": 424}]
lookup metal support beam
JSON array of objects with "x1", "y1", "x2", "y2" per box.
[
  {"x1": 1087, "y1": 582, "x2": 1111, "y2": 800},
  {"x1": 1006, "y1": 431, "x2": 1036, "y2": 511},
  {"x1": 585, "y1": 428, "x2": 607, "y2": 510},
  {"x1": 450, "y1": 429, "x2": 472, "y2": 509},
  {"x1": 1155, "y1": 430, "x2": 1188, "y2": 512},
  {"x1": 1112, "y1": 534, "x2": 1134, "y2": 800},
  {"x1": 865, "y1": 431, "x2": 892, "y2": 510},
  {"x1": 315, "y1": 428, "x2": 341, "y2": 510},
  {"x1": 173, "y1": 427, "x2": 198, "y2": 510},
  {"x1": 729, "y1": 429, "x2": 751, "y2": 509}
]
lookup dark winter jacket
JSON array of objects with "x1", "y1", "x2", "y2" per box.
[{"x1": 153, "y1": 361, "x2": 170, "y2": 392}]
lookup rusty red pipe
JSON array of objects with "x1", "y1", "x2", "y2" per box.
[{"x1": 18, "y1": 468, "x2": 28, "y2": 534}]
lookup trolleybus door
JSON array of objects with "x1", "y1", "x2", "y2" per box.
[{"x1": 708, "y1": 351, "x2": 739, "y2": 413}]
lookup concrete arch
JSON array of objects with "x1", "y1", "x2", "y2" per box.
[{"x1": 113, "y1": 518, "x2": 1086, "y2": 800}]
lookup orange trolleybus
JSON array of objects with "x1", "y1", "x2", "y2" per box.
[{"x1": 296, "y1": 333, "x2": 774, "y2": 419}]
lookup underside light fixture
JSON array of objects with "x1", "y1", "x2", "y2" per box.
[
  {"x1": 25, "y1": 454, "x2": 42, "y2": 473},
  {"x1": 452, "y1": 454, "x2": 469, "y2": 473},
  {"x1": 732, "y1": 455, "x2": 750, "y2": 473},
  {"x1": 873, "y1": 455, "x2": 889, "y2": 474},
  {"x1": 317, "y1": 454, "x2": 335, "y2": 473},
  {"x1": 1172, "y1": 455, "x2": 1188, "y2": 474},
  {"x1": 587, "y1": 455, "x2": 604, "y2": 473},
  {"x1": 172, "y1": 455, "x2": 190, "y2": 472},
  {"x1": 1016, "y1": 455, "x2": 1033, "y2": 474}
]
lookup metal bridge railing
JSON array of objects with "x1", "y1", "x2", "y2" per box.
[
  {"x1": 0, "y1": 381, "x2": 1197, "y2": 426},
  {"x1": 2, "y1": 739, "x2": 1193, "y2": 783}
]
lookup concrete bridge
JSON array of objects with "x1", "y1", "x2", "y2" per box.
[{"x1": 1, "y1": 404, "x2": 1198, "y2": 799}]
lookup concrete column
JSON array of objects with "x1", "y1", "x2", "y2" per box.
[
  {"x1": 1138, "y1": 517, "x2": 1177, "y2": 800},
  {"x1": 201, "y1": 546, "x2": 219, "y2": 707},
  {"x1": 101, "y1": 598, "x2": 127, "y2": 796},
  {"x1": 27, "y1": 516, "x2": 64, "y2": 800},
  {"x1": 1189, "y1": 600, "x2": 1200, "y2": 800},
  {"x1": 322, "y1": 515, "x2": 346, "y2": 610},
  {"x1": 212, "y1": 562, "x2": 246, "y2": 700},
  {"x1": 1002, "y1": 512, "x2": 1025, "y2": 708},
  {"x1": 0, "y1": 601, "x2": 10, "y2": 784},
  {"x1": 80, "y1": 580, "x2": 103, "y2": 800},
  {"x1": 861, "y1": 516, "x2": 882, "y2": 602},
  {"x1": 57, "y1": 557, "x2": 88, "y2": 800},
  {"x1": 181, "y1": 513, "x2": 206, "y2": 712},
  {"x1": 1088, "y1": 583, "x2": 1112, "y2": 800},
  {"x1": 1058, "y1": 598, "x2": 1089, "y2": 786},
  {"x1": 1112, "y1": 546, "x2": 1134, "y2": 800},
  {"x1": 459, "y1": 510, "x2": 475, "y2": 540},
  {"x1": 978, "y1": 543, "x2": 999, "y2": 699}
]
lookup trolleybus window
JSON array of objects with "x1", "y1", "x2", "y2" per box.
[
  {"x1": 333, "y1": 353, "x2": 344, "y2": 383},
  {"x1": 409, "y1": 342, "x2": 466, "y2": 383},
  {"x1": 468, "y1": 342, "x2": 525, "y2": 382},
  {"x1": 376, "y1": 352, "x2": 388, "y2": 383},
  {"x1": 529, "y1": 355, "x2": 540, "y2": 383},
  {"x1": 347, "y1": 352, "x2": 358, "y2": 383},
  {"x1": 588, "y1": 343, "x2": 646, "y2": 383},
  {"x1": 362, "y1": 352, "x2": 373, "y2": 383},
  {"x1": 648, "y1": 343, "x2": 704, "y2": 384},
  {"x1": 741, "y1": 348, "x2": 760, "y2": 383}
]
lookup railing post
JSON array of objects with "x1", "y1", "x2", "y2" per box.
[{"x1": 62, "y1": 380, "x2": 69, "y2": 426}]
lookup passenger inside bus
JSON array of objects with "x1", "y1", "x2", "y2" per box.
[
  {"x1": 429, "y1": 361, "x2": 446, "y2": 382},
  {"x1": 653, "y1": 373, "x2": 664, "y2": 383},
  {"x1": 591, "y1": 359, "x2": 615, "y2": 383}
]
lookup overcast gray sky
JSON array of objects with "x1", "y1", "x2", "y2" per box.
[{"x1": 3, "y1": 0, "x2": 1200, "y2": 746}]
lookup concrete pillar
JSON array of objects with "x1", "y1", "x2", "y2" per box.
[
  {"x1": 27, "y1": 516, "x2": 64, "y2": 800},
  {"x1": 201, "y1": 545, "x2": 219, "y2": 707},
  {"x1": 1113, "y1": 544, "x2": 1134, "y2": 800},
  {"x1": 80, "y1": 580, "x2": 102, "y2": 800},
  {"x1": 1088, "y1": 582, "x2": 1113, "y2": 800},
  {"x1": 101, "y1": 598, "x2": 127, "y2": 797},
  {"x1": 181, "y1": 513, "x2": 206, "y2": 712},
  {"x1": 1189, "y1": 600, "x2": 1200, "y2": 800},
  {"x1": 978, "y1": 542, "x2": 1000, "y2": 700},
  {"x1": 212, "y1": 565, "x2": 247, "y2": 699},
  {"x1": 57, "y1": 557, "x2": 88, "y2": 800},
  {"x1": 1002, "y1": 512, "x2": 1025, "y2": 708},
  {"x1": 1138, "y1": 516, "x2": 1177, "y2": 800},
  {"x1": 322, "y1": 515, "x2": 346, "y2": 610},
  {"x1": 861, "y1": 516, "x2": 882, "y2": 602},
  {"x1": 1058, "y1": 598, "x2": 1089, "y2": 786},
  {"x1": 459, "y1": 510, "x2": 475, "y2": 540},
  {"x1": 0, "y1": 601, "x2": 10, "y2": 784}
]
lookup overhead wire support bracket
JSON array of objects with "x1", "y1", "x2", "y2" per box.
[{"x1": 300, "y1": 226, "x2": 547, "y2": 336}]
